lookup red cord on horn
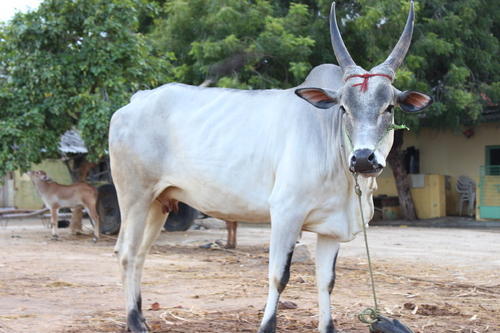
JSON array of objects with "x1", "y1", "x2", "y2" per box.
[{"x1": 345, "y1": 74, "x2": 393, "y2": 92}]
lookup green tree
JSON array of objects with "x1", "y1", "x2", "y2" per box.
[
  {"x1": 151, "y1": 0, "x2": 316, "y2": 88},
  {"x1": 0, "y1": 0, "x2": 172, "y2": 177},
  {"x1": 153, "y1": 0, "x2": 498, "y2": 123}
]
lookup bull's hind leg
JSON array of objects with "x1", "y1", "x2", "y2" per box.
[
  {"x1": 132, "y1": 200, "x2": 168, "y2": 327},
  {"x1": 258, "y1": 211, "x2": 303, "y2": 333},
  {"x1": 315, "y1": 235, "x2": 340, "y2": 333},
  {"x1": 115, "y1": 194, "x2": 164, "y2": 333}
]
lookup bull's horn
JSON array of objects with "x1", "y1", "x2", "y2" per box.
[
  {"x1": 381, "y1": 0, "x2": 415, "y2": 71},
  {"x1": 330, "y1": 2, "x2": 356, "y2": 70}
]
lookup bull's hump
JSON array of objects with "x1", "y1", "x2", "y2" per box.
[{"x1": 298, "y1": 64, "x2": 343, "y2": 90}]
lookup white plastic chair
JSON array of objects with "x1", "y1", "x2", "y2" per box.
[{"x1": 456, "y1": 176, "x2": 476, "y2": 216}]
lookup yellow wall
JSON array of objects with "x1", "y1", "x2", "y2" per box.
[
  {"x1": 376, "y1": 176, "x2": 398, "y2": 196},
  {"x1": 376, "y1": 174, "x2": 446, "y2": 219},
  {"x1": 14, "y1": 159, "x2": 72, "y2": 209},
  {"x1": 376, "y1": 122, "x2": 500, "y2": 218},
  {"x1": 407, "y1": 123, "x2": 500, "y2": 183},
  {"x1": 411, "y1": 175, "x2": 446, "y2": 219}
]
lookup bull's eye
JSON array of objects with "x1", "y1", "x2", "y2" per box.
[
  {"x1": 385, "y1": 105, "x2": 394, "y2": 114},
  {"x1": 340, "y1": 106, "x2": 346, "y2": 114}
]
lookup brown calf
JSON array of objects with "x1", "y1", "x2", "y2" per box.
[{"x1": 28, "y1": 170, "x2": 100, "y2": 240}]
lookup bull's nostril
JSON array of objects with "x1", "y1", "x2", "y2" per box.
[{"x1": 368, "y1": 153, "x2": 375, "y2": 162}]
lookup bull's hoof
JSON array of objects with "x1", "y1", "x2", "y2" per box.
[
  {"x1": 258, "y1": 316, "x2": 277, "y2": 333},
  {"x1": 323, "y1": 318, "x2": 337, "y2": 333},
  {"x1": 92, "y1": 236, "x2": 99, "y2": 243},
  {"x1": 51, "y1": 234, "x2": 59, "y2": 241},
  {"x1": 127, "y1": 309, "x2": 149, "y2": 333}
]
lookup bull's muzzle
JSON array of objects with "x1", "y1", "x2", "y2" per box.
[{"x1": 350, "y1": 149, "x2": 383, "y2": 174}]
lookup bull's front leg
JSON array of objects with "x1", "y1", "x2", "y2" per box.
[
  {"x1": 258, "y1": 212, "x2": 303, "y2": 333},
  {"x1": 315, "y1": 234, "x2": 340, "y2": 333}
]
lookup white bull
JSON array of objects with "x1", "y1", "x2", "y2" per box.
[{"x1": 109, "y1": 2, "x2": 432, "y2": 332}]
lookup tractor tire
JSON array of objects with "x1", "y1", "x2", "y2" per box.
[
  {"x1": 164, "y1": 203, "x2": 197, "y2": 232},
  {"x1": 97, "y1": 184, "x2": 121, "y2": 235}
]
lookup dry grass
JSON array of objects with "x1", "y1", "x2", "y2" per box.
[{"x1": 63, "y1": 245, "x2": 499, "y2": 333}]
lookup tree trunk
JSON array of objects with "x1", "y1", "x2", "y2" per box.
[
  {"x1": 70, "y1": 207, "x2": 83, "y2": 234},
  {"x1": 64, "y1": 156, "x2": 96, "y2": 234},
  {"x1": 387, "y1": 130, "x2": 418, "y2": 220}
]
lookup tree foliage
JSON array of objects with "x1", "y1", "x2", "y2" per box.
[
  {"x1": 0, "y1": 0, "x2": 498, "y2": 179},
  {"x1": 0, "y1": 0, "x2": 172, "y2": 176},
  {"x1": 151, "y1": 0, "x2": 317, "y2": 88}
]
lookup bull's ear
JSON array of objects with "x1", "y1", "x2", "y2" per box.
[
  {"x1": 397, "y1": 90, "x2": 433, "y2": 113},
  {"x1": 295, "y1": 88, "x2": 339, "y2": 109}
]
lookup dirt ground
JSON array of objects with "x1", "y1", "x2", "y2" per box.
[{"x1": 0, "y1": 218, "x2": 499, "y2": 333}]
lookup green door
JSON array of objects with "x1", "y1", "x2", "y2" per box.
[{"x1": 479, "y1": 146, "x2": 500, "y2": 219}]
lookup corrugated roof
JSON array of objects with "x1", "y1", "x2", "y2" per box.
[{"x1": 58, "y1": 130, "x2": 88, "y2": 154}]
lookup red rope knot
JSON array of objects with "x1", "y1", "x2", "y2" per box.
[{"x1": 345, "y1": 73, "x2": 393, "y2": 93}]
